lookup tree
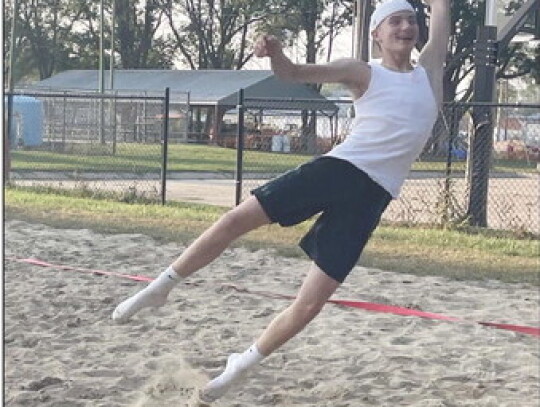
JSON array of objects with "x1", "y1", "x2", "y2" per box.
[
  {"x1": 3, "y1": 2, "x2": 31, "y2": 86},
  {"x1": 115, "y1": 0, "x2": 175, "y2": 69},
  {"x1": 158, "y1": 0, "x2": 289, "y2": 144},
  {"x1": 409, "y1": 0, "x2": 539, "y2": 102},
  {"x1": 407, "y1": 0, "x2": 539, "y2": 155},
  {"x1": 498, "y1": 1, "x2": 540, "y2": 84},
  {"x1": 4, "y1": 0, "x2": 176, "y2": 85},
  {"x1": 259, "y1": 0, "x2": 353, "y2": 65},
  {"x1": 161, "y1": 0, "x2": 282, "y2": 70},
  {"x1": 260, "y1": 0, "x2": 354, "y2": 152},
  {"x1": 7, "y1": 0, "x2": 88, "y2": 81}
]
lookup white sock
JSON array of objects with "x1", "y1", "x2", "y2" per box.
[
  {"x1": 112, "y1": 266, "x2": 180, "y2": 322},
  {"x1": 200, "y1": 344, "x2": 265, "y2": 402}
]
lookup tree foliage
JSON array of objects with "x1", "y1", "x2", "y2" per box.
[
  {"x1": 259, "y1": 0, "x2": 353, "y2": 64},
  {"x1": 5, "y1": 0, "x2": 175, "y2": 84},
  {"x1": 115, "y1": 0, "x2": 175, "y2": 68},
  {"x1": 6, "y1": 0, "x2": 87, "y2": 81},
  {"x1": 255, "y1": 0, "x2": 353, "y2": 152},
  {"x1": 3, "y1": 0, "x2": 538, "y2": 92},
  {"x1": 499, "y1": 1, "x2": 540, "y2": 84},
  {"x1": 410, "y1": 0, "x2": 539, "y2": 102},
  {"x1": 159, "y1": 0, "x2": 284, "y2": 69}
]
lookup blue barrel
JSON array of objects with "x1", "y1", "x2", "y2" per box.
[{"x1": 4, "y1": 95, "x2": 44, "y2": 147}]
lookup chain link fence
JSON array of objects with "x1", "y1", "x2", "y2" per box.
[
  {"x1": 383, "y1": 102, "x2": 540, "y2": 234},
  {"x1": 239, "y1": 96, "x2": 347, "y2": 190},
  {"x1": 5, "y1": 89, "x2": 189, "y2": 202},
  {"x1": 463, "y1": 102, "x2": 539, "y2": 233},
  {"x1": 5, "y1": 89, "x2": 539, "y2": 234},
  {"x1": 237, "y1": 97, "x2": 539, "y2": 235}
]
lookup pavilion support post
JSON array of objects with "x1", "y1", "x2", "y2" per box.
[{"x1": 235, "y1": 89, "x2": 245, "y2": 206}]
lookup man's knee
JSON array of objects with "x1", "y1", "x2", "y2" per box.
[
  {"x1": 219, "y1": 200, "x2": 269, "y2": 237},
  {"x1": 217, "y1": 210, "x2": 243, "y2": 237},
  {"x1": 219, "y1": 207, "x2": 257, "y2": 237},
  {"x1": 290, "y1": 299, "x2": 325, "y2": 324}
]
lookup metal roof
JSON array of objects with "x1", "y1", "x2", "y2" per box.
[{"x1": 31, "y1": 69, "x2": 338, "y2": 113}]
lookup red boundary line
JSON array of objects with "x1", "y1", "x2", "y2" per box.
[{"x1": 6, "y1": 256, "x2": 540, "y2": 338}]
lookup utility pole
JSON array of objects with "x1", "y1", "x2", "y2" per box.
[
  {"x1": 110, "y1": 0, "x2": 117, "y2": 154},
  {"x1": 99, "y1": 0, "x2": 106, "y2": 144},
  {"x1": 99, "y1": 0, "x2": 105, "y2": 94},
  {"x1": 110, "y1": 0, "x2": 115, "y2": 90}
]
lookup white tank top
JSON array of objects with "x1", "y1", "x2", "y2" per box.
[{"x1": 326, "y1": 61, "x2": 438, "y2": 198}]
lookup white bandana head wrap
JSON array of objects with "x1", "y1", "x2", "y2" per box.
[{"x1": 369, "y1": 0, "x2": 416, "y2": 59}]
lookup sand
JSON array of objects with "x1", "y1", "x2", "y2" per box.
[{"x1": 4, "y1": 219, "x2": 540, "y2": 406}]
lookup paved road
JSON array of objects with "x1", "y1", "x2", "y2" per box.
[{"x1": 10, "y1": 171, "x2": 539, "y2": 234}]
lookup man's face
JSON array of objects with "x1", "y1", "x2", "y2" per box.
[{"x1": 372, "y1": 11, "x2": 419, "y2": 54}]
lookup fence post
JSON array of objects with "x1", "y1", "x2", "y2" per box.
[
  {"x1": 4, "y1": 92, "x2": 13, "y2": 184},
  {"x1": 442, "y1": 104, "x2": 455, "y2": 223},
  {"x1": 185, "y1": 91, "x2": 191, "y2": 141},
  {"x1": 62, "y1": 91, "x2": 67, "y2": 151},
  {"x1": 160, "y1": 87, "x2": 170, "y2": 205},
  {"x1": 467, "y1": 26, "x2": 497, "y2": 227},
  {"x1": 235, "y1": 88, "x2": 245, "y2": 206},
  {"x1": 112, "y1": 91, "x2": 117, "y2": 155}
]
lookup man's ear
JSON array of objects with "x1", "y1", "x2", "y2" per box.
[
  {"x1": 370, "y1": 29, "x2": 382, "y2": 59},
  {"x1": 371, "y1": 28, "x2": 380, "y2": 44},
  {"x1": 371, "y1": 40, "x2": 382, "y2": 59}
]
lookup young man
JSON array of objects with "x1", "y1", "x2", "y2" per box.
[{"x1": 112, "y1": 0, "x2": 450, "y2": 402}]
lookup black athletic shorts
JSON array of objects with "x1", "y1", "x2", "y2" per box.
[{"x1": 251, "y1": 156, "x2": 392, "y2": 283}]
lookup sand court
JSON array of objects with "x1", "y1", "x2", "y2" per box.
[{"x1": 4, "y1": 219, "x2": 540, "y2": 406}]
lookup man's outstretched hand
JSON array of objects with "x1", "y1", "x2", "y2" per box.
[{"x1": 253, "y1": 35, "x2": 283, "y2": 58}]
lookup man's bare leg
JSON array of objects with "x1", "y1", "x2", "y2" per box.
[
  {"x1": 201, "y1": 264, "x2": 340, "y2": 401},
  {"x1": 112, "y1": 197, "x2": 271, "y2": 322},
  {"x1": 255, "y1": 264, "x2": 341, "y2": 355}
]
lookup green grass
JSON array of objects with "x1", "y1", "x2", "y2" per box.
[
  {"x1": 5, "y1": 187, "x2": 539, "y2": 286},
  {"x1": 11, "y1": 143, "x2": 309, "y2": 174},
  {"x1": 11, "y1": 143, "x2": 537, "y2": 174}
]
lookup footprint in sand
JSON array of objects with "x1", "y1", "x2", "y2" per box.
[{"x1": 132, "y1": 357, "x2": 213, "y2": 407}]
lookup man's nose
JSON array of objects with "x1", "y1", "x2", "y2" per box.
[{"x1": 400, "y1": 20, "x2": 416, "y2": 30}]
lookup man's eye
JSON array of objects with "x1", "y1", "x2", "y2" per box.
[{"x1": 388, "y1": 16, "x2": 418, "y2": 26}]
